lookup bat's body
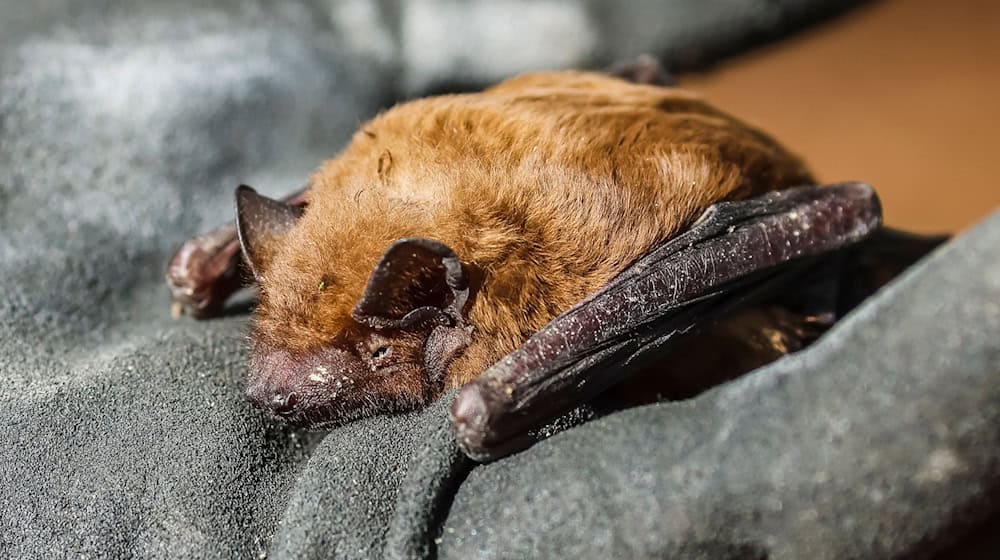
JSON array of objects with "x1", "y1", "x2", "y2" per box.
[
  {"x1": 239, "y1": 71, "x2": 811, "y2": 426},
  {"x1": 168, "y1": 66, "x2": 937, "y2": 457}
]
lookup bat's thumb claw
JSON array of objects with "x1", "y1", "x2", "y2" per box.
[
  {"x1": 450, "y1": 384, "x2": 488, "y2": 436},
  {"x1": 451, "y1": 382, "x2": 536, "y2": 462}
]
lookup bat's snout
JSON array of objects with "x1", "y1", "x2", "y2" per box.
[{"x1": 245, "y1": 343, "x2": 368, "y2": 426}]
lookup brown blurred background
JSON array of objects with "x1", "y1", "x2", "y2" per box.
[{"x1": 684, "y1": 0, "x2": 999, "y2": 234}]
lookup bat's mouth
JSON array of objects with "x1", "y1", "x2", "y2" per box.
[
  {"x1": 270, "y1": 406, "x2": 364, "y2": 431},
  {"x1": 451, "y1": 182, "x2": 887, "y2": 461},
  {"x1": 263, "y1": 391, "x2": 427, "y2": 431},
  {"x1": 245, "y1": 344, "x2": 375, "y2": 427},
  {"x1": 252, "y1": 384, "x2": 374, "y2": 429}
]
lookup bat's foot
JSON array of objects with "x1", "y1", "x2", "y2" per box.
[
  {"x1": 608, "y1": 54, "x2": 676, "y2": 86},
  {"x1": 166, "y1": 225, "x2": 244, "y2": 319}
]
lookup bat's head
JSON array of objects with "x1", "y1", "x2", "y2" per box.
[{"x1": 234, "y1": 186, "x2": 472, "y2": 428}]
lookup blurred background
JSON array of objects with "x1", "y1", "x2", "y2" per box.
[
  {"x1": 686, "y1": 0, "x2": 999, "y2": 234},
  {"x1": 2, "y1": 0, "x2": 995, "y2": 237}
]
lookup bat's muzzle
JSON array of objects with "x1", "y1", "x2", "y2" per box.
[{"x1": 245, "y1": 343, "x2": 367, "y2": 425}]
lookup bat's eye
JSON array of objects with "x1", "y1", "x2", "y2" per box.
[{"x1": 372, "y1": 345, "x2": 392, "y2": 361}]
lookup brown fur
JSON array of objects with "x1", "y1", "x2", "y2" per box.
[{"x1": 251, "y1": 70, "x2": 813, "y2": 398}]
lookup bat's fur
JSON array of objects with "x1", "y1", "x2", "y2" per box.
[{"x1": 246, "y1": 71, "x2": 814, "y2": 422}]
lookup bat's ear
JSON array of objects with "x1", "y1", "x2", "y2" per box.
[
  {"x1": 352, "y1": 238, "x2": 470, "y2": 330},
  {"x1": 235, "y1": 185, "x2": 304, "y2": 279}
]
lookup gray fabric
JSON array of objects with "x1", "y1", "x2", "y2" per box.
[{"x1": 6, "y1": 1, "x2": 997, "y2": 560}]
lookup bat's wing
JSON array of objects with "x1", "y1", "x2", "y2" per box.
[{"x1": 451, "y1": 182, "x2": 894, "y2": 461}]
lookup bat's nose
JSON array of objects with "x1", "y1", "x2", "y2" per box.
[{"x1": 268, "y1": 391, "x2": 298, "y2": 416}]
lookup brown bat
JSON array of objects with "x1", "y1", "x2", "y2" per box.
[{"x1": 167, "y1": 63, "x2": 941, "y2": 460}]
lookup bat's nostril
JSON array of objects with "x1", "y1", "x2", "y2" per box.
[{"x1": 269, "y1": 391, "x2": 298, "y2": 416}]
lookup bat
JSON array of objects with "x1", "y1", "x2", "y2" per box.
[{"x1": 167, "y1": 61, "x2": 943, "y2": 461}]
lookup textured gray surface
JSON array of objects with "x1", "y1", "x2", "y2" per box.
[
  {"x1": 0, "y1": 8, "x2": 378, "y2": 558},
  {"x1": 5, "y1": 1, "x2": 997, "y2": 559}
]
